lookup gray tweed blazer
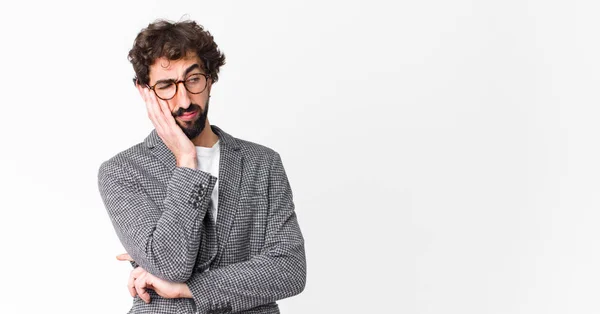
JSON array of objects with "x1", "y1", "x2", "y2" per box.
[{"x1": 97, "y1": 125, "x2": 306, "y2": 314}]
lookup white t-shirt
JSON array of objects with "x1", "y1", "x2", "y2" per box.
[{"x1": 196, "y1": 140, "x2": 220, "y2": 222}]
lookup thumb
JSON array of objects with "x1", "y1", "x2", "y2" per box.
[{"x1": 116, "y1": 253, "x2": 133, "y2": 261}]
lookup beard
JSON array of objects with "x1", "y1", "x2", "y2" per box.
[{"x1": 173, "y1": 97, "x2": 210, "y2": 140}]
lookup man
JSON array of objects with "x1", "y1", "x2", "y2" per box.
[{"x1": 97, "y1": 19, "x2": 306, "y2": 314}]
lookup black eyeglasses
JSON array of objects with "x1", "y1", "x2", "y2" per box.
[{"x1": 135, "y1": 73, "x2": 210, "y2": 100}]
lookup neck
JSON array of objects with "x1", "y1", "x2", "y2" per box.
[{"x1": 191, "y1": 121, "x2": 219, "y2": 148}]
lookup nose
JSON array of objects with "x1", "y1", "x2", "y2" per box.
[{"x1": 172, "y1": 81, "x2": 191, "y2": 111}]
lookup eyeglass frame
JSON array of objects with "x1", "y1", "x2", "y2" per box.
[{"x1": 132, "y1": 72, "x2": 211, "y2": 101}]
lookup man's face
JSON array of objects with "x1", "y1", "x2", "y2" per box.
[{"x1": 147, "y1": 53, "x2": 211, "y2": 139}]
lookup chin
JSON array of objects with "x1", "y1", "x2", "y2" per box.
[{"x1": 180, "y1": 123, "x2": 206, "y2": 139}]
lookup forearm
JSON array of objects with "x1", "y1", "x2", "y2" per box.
[
  {"x1": 139, "y1": 166, "x2": 216, "y2": 281},
  {"x1": 186, "y1": 242, "x2": 306, "y2": 313},
  {"x1": 99, "y1": 162, "x2": 217, "y2": 282}
]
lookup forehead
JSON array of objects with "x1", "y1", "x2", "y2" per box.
[{"x1": 148, "y1": 53, "x2": 203, "y2": 82}]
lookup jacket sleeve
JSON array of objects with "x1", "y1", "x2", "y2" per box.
[
  {"x1": 98, "y1": 160, "x2": 217, "y2": 282},
  {"x1": 186, "y1": 152, "x2": 306, "y2": 313}
]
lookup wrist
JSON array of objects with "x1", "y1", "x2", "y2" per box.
[
  {"x1": 176, "y1": 155, "x2": 197, "y2": 169},
  {"x1": 179, "y1": 283, "x2": 193, "y2": 298}
]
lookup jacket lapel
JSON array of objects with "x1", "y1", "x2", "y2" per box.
[
  {"x1": 211, "y1": 125, "x2": 243, "y2": 264},
  {"x1": 144, "y1": 129, "x2": 177, "y2": 174}
]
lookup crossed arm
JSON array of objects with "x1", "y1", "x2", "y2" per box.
[{"x1": 99, "y1": 153, "x2": 306, "y2": 312}]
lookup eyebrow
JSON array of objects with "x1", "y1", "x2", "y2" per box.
[{"x1": 153, "y1": 64, "x2": 203, "y2": 85}]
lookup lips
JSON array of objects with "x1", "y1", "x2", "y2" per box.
[{"x1": 179, "y1": 109, "x2": 198, "y2": 121}]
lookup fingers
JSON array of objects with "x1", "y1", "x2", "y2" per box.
[
  {"x1": 141, "y1": 86, "x2": 189, "y2": 147},
  {"x1": 134, "y1": 271, "x2": 151, "y2": 303},
  {"x1": 152, "y1": 91, "x2": 183, "y2": 137},
  {"x1": 153, "y1": 90, "x2": 172, "y2": 118},
  {"x1": 128, "y1": 275, "x2": 136, "y2": 298},
  {"x1": 128, "y1": 267, "x2": 145, "y2": 298},
  {"x1": 116, "y1": 253, "x2": 133, "y2": 261},
  {"x1": 143, "y1": 89, "x2": 161, "y2": 131},
  {"x1": 147, "y1": 88, "x2": 172, "y2": 133},
  {"x1": 138, "y1": 85, "x2": 166, "y2": 135},
  {"x1": 137, "y1": 84, "x2": 193, "y2": 158},
  {"x1": 157, "y1": 96, "x2": 179, "y2": 130}
]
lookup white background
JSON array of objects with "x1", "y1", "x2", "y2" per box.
[{"x1": 1, "y1": 0, "x2": 599, "y2": 313}]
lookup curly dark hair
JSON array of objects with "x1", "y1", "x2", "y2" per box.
[{"x1": 128, "y1": 19, "x2": 226, "y2": 86}]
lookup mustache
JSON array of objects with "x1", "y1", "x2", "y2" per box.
[{"x1": 173, "y1": 104, "x2": 202, "y2": 117}]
